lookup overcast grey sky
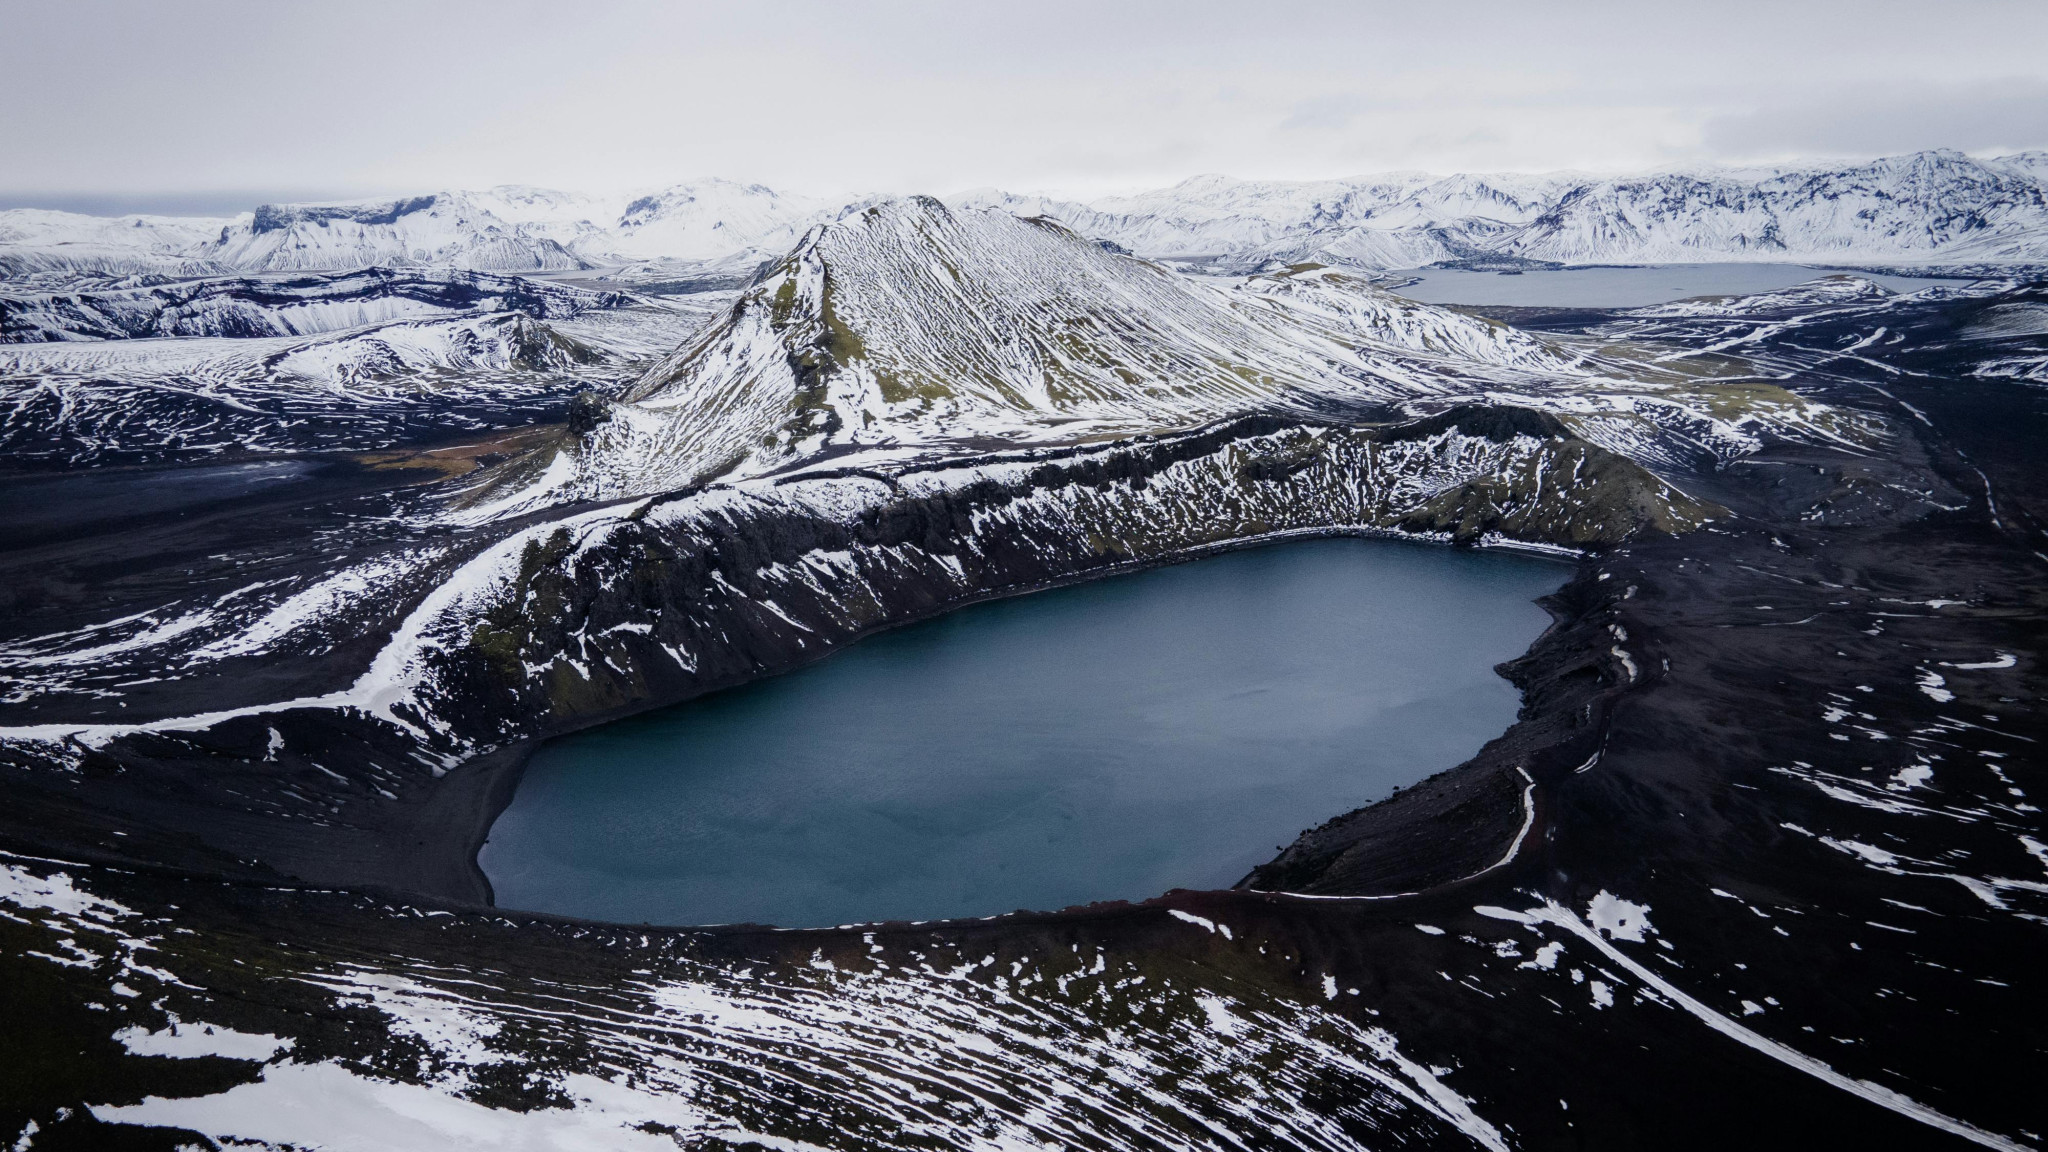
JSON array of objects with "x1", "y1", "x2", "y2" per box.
[{"x1": 4, "y1": 0, "x2": 2046, "y2": 211}]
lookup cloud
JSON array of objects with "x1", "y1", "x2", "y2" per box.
[
  {"x1": 3, "y1": 0, "x2": 2046, "y2": 200},
  {"x1": 1280, "y1": 94, "x2": 1407, "y2": 134},
  {"x1": 1702, "y1": 79, "x2": 2048, "y2": 159}
]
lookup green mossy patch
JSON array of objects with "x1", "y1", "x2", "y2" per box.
[{"x1": 470, "y1": 529, "x2": 576, "y2": 683}]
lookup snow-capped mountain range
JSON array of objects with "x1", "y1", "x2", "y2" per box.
[
  {"x1": 957, "y1": 150, "x2": 2048, "y2": 269},
  {"x1": 4, "y1": 151, "x2": 2045, "y2": 281},
  {"x1": 457, "y1": 196, "x2": 1863, "y2": 520},
  {"x1": 1, "y1": 194, "x2": 1881, "y2": 482},
  {"x1": 0, "y1": 181, "x2": 831, "y2": 281}
]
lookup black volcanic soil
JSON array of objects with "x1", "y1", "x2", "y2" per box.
[{"x1": 1, "y1": 286, "x2": 2043, "y2": 1149}]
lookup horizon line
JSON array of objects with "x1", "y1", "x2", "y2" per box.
[{"x1": 4, "y1": 146, "x2": 2044, "y2": 220}]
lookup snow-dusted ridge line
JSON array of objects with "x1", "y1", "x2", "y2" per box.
[
  {"x1": 1245, "y1": 766, "x2": 1540, "y2": 905},
  {"x1": 0, "y1": 496, "x2": 630, "y2": 748},
  {"x1": 958, "y1": 150, "x2": 2048, "y2": 271},
  {"x1": 7, "y1": 150, "x2": 2045, "y2": 279}
]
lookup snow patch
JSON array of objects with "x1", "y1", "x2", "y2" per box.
[
  {"x1": 1587, "y1": 892, "x2": 1654, "y2": 943},
  {"x1": 1167, "y1": 908, "x2": 1233, "y2": 939},
  {"x1": 115, "y1": 1017, "x2": 290, "y2": 1062},
  {"x1": 1917, "y1": 669, "x2": 1955, "y2": 702}
]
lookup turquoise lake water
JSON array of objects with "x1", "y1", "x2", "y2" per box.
[{"x1": 481, "y1": 537, "x2": 1570, "y2": 928}]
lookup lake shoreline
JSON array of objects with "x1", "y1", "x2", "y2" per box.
[
  {"x1": 397, "y1": 524, "x2": 1590, "y2": 919},
  {"x1": 480, "y1": 534, "x2": 1570, "y2": 928}
]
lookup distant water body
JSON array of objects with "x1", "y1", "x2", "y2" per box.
[
  {"x1": 1387, "y1": 263, "x2": 1972, "y2": 308},
  {"x1": 482, "y1": 538, "x2": 1570, "y2": 928}
]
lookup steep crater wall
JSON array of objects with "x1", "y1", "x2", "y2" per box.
[
  {"x1": 434, "y1": 406, "x2": 1710, "y2": 740},
  {"x1": 9, "y1": 405, "x2": 1715, "y2": 907}
]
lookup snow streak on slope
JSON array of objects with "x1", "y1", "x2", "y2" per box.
[{"x1": 0, "y1": 854, "x2": 1509, "y2": 1152}]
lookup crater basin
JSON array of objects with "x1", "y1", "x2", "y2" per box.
[{"x1": 480, "y1": 537, "x2": 1571, "y2": 928}]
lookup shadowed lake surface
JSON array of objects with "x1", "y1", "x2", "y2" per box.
[{"x1": 481, "y1": 537, "x2": 1571, "y2": 928}]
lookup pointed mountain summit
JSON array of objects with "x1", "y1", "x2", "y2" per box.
[{"x1": 481, "y1": 196, "x2": 1576, "y2": 509}]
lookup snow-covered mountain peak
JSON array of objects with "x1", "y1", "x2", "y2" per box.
[
  {"x1": 604, "y1": 179, "x2": 829, "y2": 261},
  {"x1": 465, "y1": 185, "x2": 608, "y2": 219},
  {"x1": 0, "y1": 181, "x2": 837, "y2": 279},
  {"x1": 211, "y1": 193, "x2": 584, "y2": 273},
  {"x1": 467, "y1": 196, "x2": 1605, "y2": 513}
]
